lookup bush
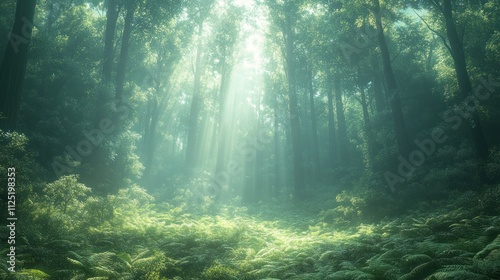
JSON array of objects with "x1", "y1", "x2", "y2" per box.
[{"x1": 43, "y1": 175, "x2": 91, "y2": 214}]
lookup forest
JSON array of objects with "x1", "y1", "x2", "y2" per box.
[{"x1": 1, "y1": 0, "x2": 500, "y2": 279}]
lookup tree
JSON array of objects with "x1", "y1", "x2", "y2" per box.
[
  {"x1": 102, "y1": 0, "x2": 119, "y2": 83},
  {"x1": 266, "y1": 0, "x2": 306, "y2": 197},
  {"x1": 0, "y1": 0, "x2": 37, "y2": 131},
  {"x1": 441, "y1": 0, "x2": 489, "y2": 162},
  {"x1": 185, "y1": 0, "x2": 216, "y2": 172},
  {"x1": 372, "y1": 0, "x2": 411, "y2": 157},
  {"x1": 115, "y1": 0, "x2": 137, "y2": 100},
  {"x1": 213, "y1": 3, "x2": 243, "y2": 177}
]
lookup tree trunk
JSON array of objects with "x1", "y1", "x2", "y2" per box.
[
  {"x1": 334, "y1": 75, "x2": 348, "y2": 164},
  {"x1": 0, "y1": 0, "x2": 36, "y2": 131},
  {"x1": 103, "y1": 0, "x2": 118, "y2": 83},
  {"x1": 143, "y1": 96, "x2": 159, "y2": 181},
  {"x1": 442, "y1": 0, "x2": 489, "y2": 161},
  {"x1": 327, "y1": 79, "x2": 337, "y2": 168},
  {"x1": 185, "y1": 21, "x2": 204, "y2": 171},
  {"x1": 115, "y1": 0, "x2": 135, "y2": 100},
  {"x1": 283, "y1": 9, "x2": 305, "y2": 197},
  {"x1": 358, "y1": 71, "x2": 376, "y2": 169},
  {"x1": 254, "y1": 91, "x2": 265, "y2": 201},
  {"x1": 215, "y1": 59, "x2": 232, "y2": 176},
  {"x1": 273, "y1": 91, "x2": 281, "y2": 197},
  {"x1": 373, "y1": 0, "x2": 411, "y2": 157},
  {"x1": 372, "y1": 73, "x2": 385, "y2": 113},
  {"x1": 307, "y1": 66, "x2": 321, "y2": 182}
]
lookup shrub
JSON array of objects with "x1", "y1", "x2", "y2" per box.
[{"x1": 43, "y1": 175, "x2": 91, "y2": 213}]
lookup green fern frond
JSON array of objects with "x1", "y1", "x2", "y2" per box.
[
  {"x1": 132, "y1": 250, "x2": 151, "y2": 262},
  {"x1": 437, "y1": 265, "x2": 474, "y2": 272},
  {"x1": 132, "y1": 256, "x2": 158, "y2": 267},
  {"x1": 68, "y1": 251, "x2": 85, "y2": 262},
  {"x1": 403, "y1": 254, "x2": 432, "y2": 268},
  {"x1": 17, "y1": 269, "x2": 51, "y2": 278},
  {"x1": 88, "y1": 252, "x2": 116, "y2": 267},
  {"x1": 68, "y1": 257, "x2": 87, "y2": 269},
  {"x1": 425, "y1": 271, "x2": 488, "y2": 280},
  {"x1": 70, "y1": 273, "x2": 86, "y2": 280},
  {"x1": 399, "y1": 261, "x2": 440, "y2": 280},
  {"x1": 91, "y1": 265, "x2": 120, "y2": 277}
]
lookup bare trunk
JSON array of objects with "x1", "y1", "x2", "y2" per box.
[
  {"x1": 0, "y1": 0, "x2": 36, "y2": 131},
  {"x1": 103, "y1": 0, "x2": 118, "y2": 83},
  {"x1": 327, "y1": 79, "x2": 337, "y2": 168},
  {"x1": 358, "y1": 71, "x2": 376, "y2": 169},
  {"x1": 334, "y1": 75, "x2": 348, "y2": 164},
  {"x1": 442, "y1": 0, "x2": 489, "y2": 162},
  {"x1": 373, "y1": 0, "x2": 411, "y2": 157},
  {"x1": 283, "y1": 10, "x2": 305, "y2": 197},
  {"x1": 273, "y1": 91, "x2": 281, "y2": 197},
  {"x1": 115, "y1": 0, "x2": 135, "y2": 100},
  {"x1": 307, "y1": 67, "x2": 321, "y2": 182},
  {"x1": 185, "y1": 21, "x2": 204, "y2": 171}
]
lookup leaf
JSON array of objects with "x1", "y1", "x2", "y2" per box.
[{"x1": 17, "y1": 269, "x2": 51, "y2": 278}]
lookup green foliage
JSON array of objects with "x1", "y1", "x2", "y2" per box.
[
  {"x1": 477, "y1": 185, "x2": 500, "y2": 215},
  {"x1": 322, "y1": 181, "x2": 399, "y2": 225},
  {"x1": 486, "y1": 149, "x2": 500, "y2": 181},
  {"x1": 66, "y1": 251, "x2": 132, "y2": 279},
  {"x1": 202, "y1": 262, "x2": 238, "y2": 280},
  {"x1": 43, "y1": 175, "x2": 91, "y2": 213},
  {"x1": 15, "y1": 269, "x2": 51, "y2": 279},
  {"x1": 0, "y1": 130, "x2": 45, "y2": 213}
]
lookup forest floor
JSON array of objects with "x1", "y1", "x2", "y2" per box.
[{"x1": 3, "y1": 185, "x2": 500, "y2": 280}]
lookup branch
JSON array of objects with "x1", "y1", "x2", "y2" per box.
[{"x1": 413, "y1": 9, "x2": 453, "y2": 55}]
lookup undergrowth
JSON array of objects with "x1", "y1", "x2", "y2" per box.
[
  {"x1": 1, "y1": 134, "x2": 499, "y2": 279},
  {"x1": 1, "y1": 174, "x2": 500, "y2": 279}
]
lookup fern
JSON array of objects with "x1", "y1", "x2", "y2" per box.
[
  {"x1": 17, "y1": 269, "x2": 51, "y2": 279},
  {"x1": 425, "y1": 271, "x2": 488, "y2": 280},
  {"x1": 398, "y1": 261, "x2": 440, "y2": 280}
]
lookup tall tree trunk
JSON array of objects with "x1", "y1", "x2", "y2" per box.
[
  {"x1": 327, "y1": 79, "x2": 337, "y2": 168},
  {"x1": 0, "y1": 0, "x2": 36, "y2": 131},
  {"x1": 115, "y1": 0, "x2": 135, "y2": 100},
  {"x1": 254, "y1": 91, "x2": 265, "y2": 201},
  {"x1": 442, "y1": 0, "x2": 489, "y2": 161},
  {"x1": 307, "y1": 66, "x2": 321, "y2": 182},
  {"x1": 334, "y1": 75, "x2": 348, "y2": 164},
  {"x1": 370, "y1": 51, "x2": 385, "y2": 113},
  {"x1": 283, "y1": 9, "x2": 305, "y2": 197},
  {"x1": 372, "y1": 73, "x2": 385, "y2": 113},
  {"x1": 273, "y1": 91, "x2": 281, "y2": 197},
  {"x1": 185, "y1": 21, "x2": 204, "y2": 171},
  {"x1": 103, "y1": 0, "x2": 118, "y2": 83},
  {"x1": 143, "y1": 96, "x2": 159, "y2": 181},
  {"x1": 373, "y1": 0, "x2": 411, "y2": 157},
  {"x1": 143, "y1": 54, "x2": 164, "y2": 182},
  {"x1": 358, "y1": 71, "x2": 376, "y2": 169},
  {"x1": 215, "y1": 60, "x2": 232, "y2": 176}
]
